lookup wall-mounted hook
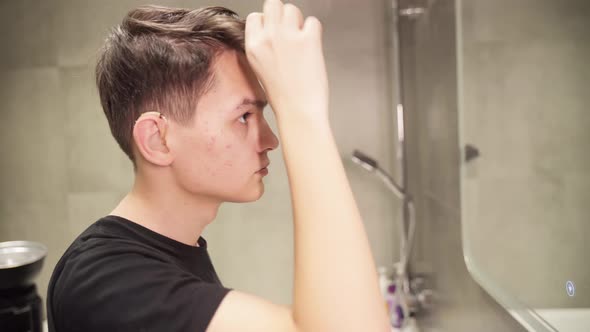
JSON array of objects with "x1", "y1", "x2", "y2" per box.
[{"x1": 465, "y1": 144, "x2": 480, "y2": 162}]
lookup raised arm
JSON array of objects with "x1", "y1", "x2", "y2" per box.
[{"x1": 207, "y1": 1, "x2": 390, "y2": 331}]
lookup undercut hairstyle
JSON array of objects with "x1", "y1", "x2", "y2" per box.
[{"x1": 95, "y1": 5, "x2": 245, "y2": 165}]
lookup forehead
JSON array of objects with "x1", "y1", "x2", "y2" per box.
[{"x1": 206, "y1": 50, "x2": 266, "y2": 105}]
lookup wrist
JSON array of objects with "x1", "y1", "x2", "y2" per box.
[{"x1": 275, "y1": 106, "x2": 330, "y2": 131}]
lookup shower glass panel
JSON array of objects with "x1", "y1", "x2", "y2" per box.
[{"x1": 457, "y1": 0, "x2": 590, "y2": 331}]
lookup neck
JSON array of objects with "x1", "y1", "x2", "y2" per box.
[{"x1": 110, "y1": 169, "x2": 222, "y2": 247}]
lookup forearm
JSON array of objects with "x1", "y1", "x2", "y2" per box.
[{"x1": 276, "y1": 111, "x2": 390, "y2": 332}]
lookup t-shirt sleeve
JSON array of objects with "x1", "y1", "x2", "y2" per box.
[{"x1": 53, "y1": 251, "x2": 232, "y2": 332}]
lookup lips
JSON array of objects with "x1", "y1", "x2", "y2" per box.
[
  {"x1": 258, "y1": 162, "x2": 270, "y2": 172},
  {"x1": 257, "y1": 167, "x2": 269, "y2": 176}
]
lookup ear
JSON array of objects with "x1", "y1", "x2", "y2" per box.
[{"x1": 132, "y1": 113, "x2": 173, "y2": 167}]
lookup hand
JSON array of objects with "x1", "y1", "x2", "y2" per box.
[{"x1": 245, "y1": 0, "x2": 329, "y2": 123}]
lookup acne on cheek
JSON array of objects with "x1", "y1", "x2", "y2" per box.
[
  {"x1": 204, "y1": 135, "x2": 234, "y2": 170},
  {"x1": 223, "y1": 144, "x2": 233, "y2": 167},
  {"x1": 205, "y1": 136, "x2": 216, "y2": 152},
  {"x1": 205, "y1": 165, "x2": 217, "y2": 177}
]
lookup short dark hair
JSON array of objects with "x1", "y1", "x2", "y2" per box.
[{"x1": 95, "y1": 5, "x2": 245, "y2": 164}]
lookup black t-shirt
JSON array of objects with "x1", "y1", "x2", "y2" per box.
[{"x1": 47, "y1": 215, "x2": 232, "y2": 332}]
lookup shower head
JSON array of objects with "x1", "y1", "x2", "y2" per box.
[
  {"x1": 351, "y1": 149, "x2": 406, "y2": 200},
  {"x1": 351, "y1": 150, "x2": 378, "y2": 172}
]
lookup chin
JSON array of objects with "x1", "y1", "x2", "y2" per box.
[{"x1": 226, "y1": 184, "x2": 265, "y2": 203}]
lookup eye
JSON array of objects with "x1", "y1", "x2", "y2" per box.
[{"x1": 238, "y1": 112, "x2": 252, "y2": 124}]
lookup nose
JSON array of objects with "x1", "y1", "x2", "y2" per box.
[{"x1": 257, "y1": 118, "x2": 280, "y2": 153}]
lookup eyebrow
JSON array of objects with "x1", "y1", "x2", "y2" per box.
[{"x1": 233, "y1": 98, "x2": 268, "y2": 112}]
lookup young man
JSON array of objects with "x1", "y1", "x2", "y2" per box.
[{"x1": 47, "y1": 1, "x2": 390, "y2": 331}]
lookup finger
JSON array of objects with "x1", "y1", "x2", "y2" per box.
[
  {"x1": 245, "y1": 12, "x2": 263, "y2": 56},
  {"x1": 282, "y1": 3, "x2": 304, "y2": 30},
  {"x1": 263, "y1": 0, "x2": 283, "y2": 29},
  {"x1": 303, "y1": 16, "x2": 323, "y2": 41},
  {"x1": 245, "y1": 12, "x2": 263, "y2": 43}
]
